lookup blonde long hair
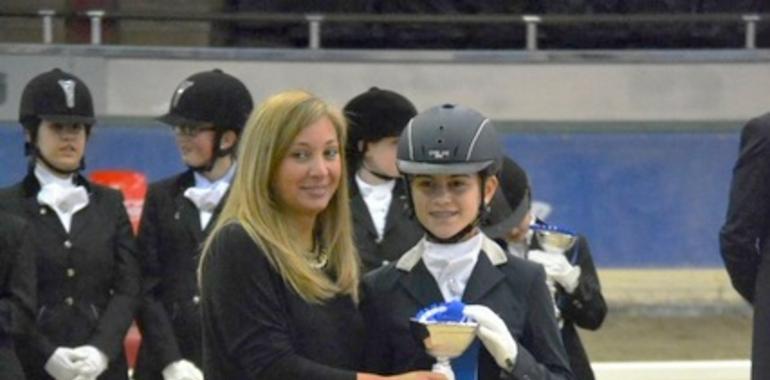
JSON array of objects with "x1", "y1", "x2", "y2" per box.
[{"x1": 199, "y1": 90, "x2": 359, "y2": 303}]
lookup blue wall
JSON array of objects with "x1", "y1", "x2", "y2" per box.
[
  {"x1": 0, "y1": 122, "x2": 739, "y2": 268},
  {"x1": 501, "y1": 132, "x2": 737, "y2": 268}
]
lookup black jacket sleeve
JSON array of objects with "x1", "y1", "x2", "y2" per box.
[
  {"x1": 720, "y1": 115, "x2": 770, "y2": 303},
  {"x1": 0, "y1": 216, "x2": 36, "y2": 337},
  {"x1": 136, "y1": 187, "x2": 183, "y2": 367},
  {"x1": 203, "y1": 224, "x2": 356, "y2": 380},
  {"x1": 557, "y1": 236, "x2": 607, "y2": 330}
]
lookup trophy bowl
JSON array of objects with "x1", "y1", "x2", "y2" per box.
[
  {"x1": 534, "y1": 229, "x2": 577, "y2": 253},
  {"x1": 409, "y1": 319, "x2": 478, "y2": 359}
]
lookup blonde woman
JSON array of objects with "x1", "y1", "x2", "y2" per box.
[{"x1": 198, "y1": 90, "x2": 444, "y2": 380}]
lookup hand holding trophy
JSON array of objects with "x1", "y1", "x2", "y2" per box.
[{"x1": 530, "y1": 221, "x2": 581, "y2": 294}]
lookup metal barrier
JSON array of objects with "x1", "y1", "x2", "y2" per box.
[{"x1": 1, "y1": 10, "x2": 768, "y2": 50}]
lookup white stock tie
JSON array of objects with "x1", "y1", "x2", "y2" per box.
[
  {"x1": 184, "y1": 181, "x2": 229, "y2": 228},
  {"x1": 37, "y1": 182, "x2": 89, "y2": 232}
]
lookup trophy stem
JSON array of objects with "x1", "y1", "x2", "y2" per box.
[{"x1": 432, "y1": 357, "x2": 455, "y2": 380}]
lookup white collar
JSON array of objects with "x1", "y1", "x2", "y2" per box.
[
  {"x1": 355, "y1": 173, "x2": 395, "y2": 197},
  {"x1": 421, "y1": 233, "x2": 482, "y2": 302},
  {"x1": 397, "y1": 233, "x2": 508, "y2": 272},
  {"x1": 422, "y1": 233, "x2": 483, "y2": 266}
]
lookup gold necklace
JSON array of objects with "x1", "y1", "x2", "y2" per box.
[{"x1": 306, "y1": 244, "x2": 328, "y2": 270}]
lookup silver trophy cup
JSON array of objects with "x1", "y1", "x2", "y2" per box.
[
  {"x1": 533, "y1": 229, "x2": 577, "y2": 253},
  {"x1": 410, "y1": 319, "x2": 478, "y2": 380}
]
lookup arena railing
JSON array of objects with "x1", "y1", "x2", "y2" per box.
[{"x1": 0, "y1": 9, "x2": 768, "y2": 50}]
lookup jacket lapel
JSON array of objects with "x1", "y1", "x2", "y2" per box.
[
  {"x1": 395, "y1": 240, "x2": 444, "y2": 307},
  {"x1": 350, "y1": 180, "x2": 379, "y2": 238},
  {"x1": 175, "y1": 171, "x2": 204, "y2": 241},
  {"x1": 21, "y1": 174, "x2": 68, "y2": 237},
  {"x1": 462, "y1": 251, "x2": 506, "y2": 304},
  {"x1": 399, "y1": 260, "x2": 445, "y2": 307},
  {"x1": 68, "y1": 175, "x2": 95, "y2": 238},
  {"x1": 202, "y1": 187, "x2": 229, "y2": 236},
  {"x1": 382, "y1": 180, "x2": 410, "y2": 237}
]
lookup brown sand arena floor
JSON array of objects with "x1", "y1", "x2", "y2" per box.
[{"x1": 579, "y1": 269, "x2": 752, "y2": 361}]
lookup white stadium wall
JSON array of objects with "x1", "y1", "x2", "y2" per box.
[{"x1": 1, "y1": 45, "x2": 770, "y2": 122}]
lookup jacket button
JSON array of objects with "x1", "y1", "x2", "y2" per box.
[
  {"x1": 63, "y1": 240, "x2": 72, "y2": 249},
  {"x1": 192, "y1": 295, "x2": 200, "y2": 305},
  {"x1": 40, "y1": 207, "x2": 47, "y2": 215},
  {"x1": 65, "y1": 297, "x2": 74, "y2": 306},
  {"x1": 66, "y1": 268, "x2": 76, "y2": 278}
]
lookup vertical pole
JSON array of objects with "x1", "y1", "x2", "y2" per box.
[
  {"x1": 39, "y1": 9, "x2": 56, "y2": 44},
  {"x1": 743, "y1": 14, "x2": 760, "y2": 49},
  {"x1": 306, "y1": 14, "x2": 324, "y2": 49},
  {"x1": 87, "y1": 10, "x2": 106, "y2": 45},
  {"x1": 523, "y1": 15, "x2": 541, "y2": 51}
]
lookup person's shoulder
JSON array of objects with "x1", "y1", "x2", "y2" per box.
[
  {"x1": 0, "y1": 181, "x2": 27, "y2": 214},
  {"x1": 143, "y1": 171, "x2": 189, "y2": 204},
  {"x1": 87, "y1": 181, "x2": 123, "y2": 198},
  {"x1": 363, "y1": 260, "x2": 402, "y2": 293},
  {"x1": 487, "y1": 239, "x2": 545, "y2": 286},
  {"x1": 148, "y1": 171, "x2": 190, "y2": 194},
  {"x1": 743, "y1": 112, "x2": 770, "y2": 138},
  {"x1": 0, "y1": 211, "x2": 27, "y2": 242},
  {"x1": 208, "y1": 222, "x2": 268, "y2": 263},
  {"x1": 0, "y1": 181, "x2": 25, "y2": 200},
  {"x1": 501, "y1": 253, "x2": 543, "y2": 278}
]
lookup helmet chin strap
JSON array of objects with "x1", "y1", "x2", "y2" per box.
[{"x1": 190, "y1": 129, "x2": 234, "y2": 174}]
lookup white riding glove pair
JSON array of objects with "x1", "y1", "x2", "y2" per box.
[
  {"x1": 45, "y1": 346, "x2": 108, "y2": 380},
  {"x1": 528, "y1": 249, "x2": 581, "y2": 294},
  {"x1": 463, "y1": 305, "x2": 518, "y2": 372},
  {"x1": 162, "y1": 359, "x2": 204, "y2": 380}
]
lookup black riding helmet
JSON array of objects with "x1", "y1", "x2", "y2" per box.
[
  {"x1": 18, "y1": 68, "x2": 95, "y2": 173},
  {"x1": 397, "y1": 104, "x2": 503, "y2": 243},
  {"x1": 158, "y1": 69, "x2": 253, "y2": 172},
  {"x1": 343, "y1": 87, "x2": 417, "y2": 180},
  {"x1": 483, "y1": 155, "x2": 532, "y2": 240}
]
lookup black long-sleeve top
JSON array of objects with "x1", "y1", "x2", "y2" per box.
[{"x1": 200, "y1": 222, "x2": 364, "y2": 380}]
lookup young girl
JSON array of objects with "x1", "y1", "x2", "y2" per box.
[
  {"x1": 343, "y1": 87, "x2": 423, "y2": 272},
  {"x1": 362, "y1": 104, "x2": 574, "y2": 380},
  {"x1": 134, "y1": 69, "x2": 253, "y2": 380},
  {"x1": 0, "y1": 69, "x2": 140, "y2": 380}
]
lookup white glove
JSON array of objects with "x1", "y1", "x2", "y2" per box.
[
  {"x1": 463, "y1": 305, "x2": 518, "y2": 371},
  {"x1": 163, "y1": 359, "x2": 204, "y2": 380},
  {"x1": 70, "y1": 345, "x2": 108, "y2": 380},
  {"x1": 44, "y1": 347, "x2": 87, "y2": 380},
  {"x1": 528, "y1": 250, "x2": 581, "y2": 293}
]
